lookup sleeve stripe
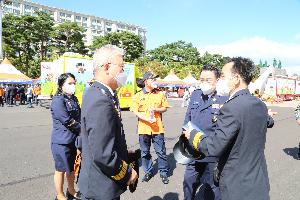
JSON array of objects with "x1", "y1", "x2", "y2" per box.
[
  {"x1": 111, "y1": 160, "x2": 128, "y2": 181},
  {"x1": 192, "y1": 132, "x2": 202, "y2": 150}
]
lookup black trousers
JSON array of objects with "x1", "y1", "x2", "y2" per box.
[{"x1": 0, "y1": 96, "x2": 3, "y2": 106}]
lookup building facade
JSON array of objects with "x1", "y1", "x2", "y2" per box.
[{"x1": 3, "y1": 0, "x2": 147, "y2": 47}]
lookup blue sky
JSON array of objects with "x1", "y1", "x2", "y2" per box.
[{"x1": 34, "y1": 0, "x2": 300, "y2": 72}]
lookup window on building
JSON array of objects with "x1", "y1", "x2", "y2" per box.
[
  {"x1": 82, "y1": 23, "x2": 87, "y2": 27},
  {"x1": 97, "y1": 20, "x2": 101, "y2": 24},
  {"x1": 92, "y1": 30, "x2": 97, "y2": 34},
  {"x1": 13, "y1": 2, "x2": 20, "y2": 8},
  {"x1": 33, "y1": 7, "x2": 39, "y2": 11},
  {"x1": 4, "y1": 7, "x2": 13, "y2": 13},
  {"x1": 106, "y1": 27, "x2": 112, "y2": 32},
  {"x1": 92, "y1": 19, "x2": 96, "y2": 24},
  {"x1": 25, "y1": 5, "x2": 31, "y2": 10},
  {"x1": 83, "y1": 17, "x2": 87, "y2": 22},
  {"x1": 66, "y1": 14, "x2": 71, "y2": 18},
  {"x1": 60, "y1": 18, "x2": 65, "y2": 22},
  {"x1": 60, "y1": 12, "x2": 65, "y2": 17},
  {"x1": 13, "y1": 9, "x2": 20, "y2": 15},
  {"x1": 97, "y1": 30, "x2": 102, "y2": 34},
  {"x1": 45, "y1": 10, "x2": 54, "y2": 16},
  {"x1": 76, "y1": 16, "x2": 81, "y2": 21},
  {"x1": 106, "y1": 22, "x2": 112, "y2": 26},
  {"x1": 118, "y1": 24, "x2": 125, "y2": 29}
]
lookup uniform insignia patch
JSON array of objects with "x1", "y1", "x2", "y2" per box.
[{"x1": 212, "y1": 104, "x2": 220, "y2": 109}]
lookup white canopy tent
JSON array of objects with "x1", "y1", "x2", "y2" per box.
[
  {"x1": 163, "y1": 69, "x2": 181, "y2": 81},
  {"x1": 0, "y1": 57, "x2": 32, "y2": 84},
  {"x1": 183, "y1": 72, "x2": 198, "y2": 84}
]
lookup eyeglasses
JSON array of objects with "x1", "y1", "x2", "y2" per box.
[{"x1": 108, "y1": 63, "x2": 125, "y2": 72}]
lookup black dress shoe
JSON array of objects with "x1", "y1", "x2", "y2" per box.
[
  {"x1": 142, "y1": 172, "x2": 153, "y2": 182},
  {"x1": 66, "y1": 189, "x2": 81, "y2": 200},
  {"x1": 161, "y1": 176, "x2": 169, "y2": 184}
]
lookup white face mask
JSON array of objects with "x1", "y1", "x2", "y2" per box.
[
  {"x1": 216, "y1": 79, "x2": 230, "y2": 96},
  {"x1": 114, "y1": 72, "x2": 128, "y2": 87},
  {"x1": 64, "y1": 84, "x2": 76, "y2": 95},
  {"x1": 150, "y1": 81, "x2": 158, "y2": 89},
  {"x1": 200, "y1": 83, "x2": 215, "y2": 95}
]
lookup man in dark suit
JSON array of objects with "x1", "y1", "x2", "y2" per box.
[
  {"x1": 185, "y1": 57, "x2": 275, "y2": 200},
  {"x1": 79, "y1": 44, "x2": 138, "y2": 200}
]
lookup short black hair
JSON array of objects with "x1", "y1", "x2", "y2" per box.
[
  {"x1": 228, "y1": 57, "x2": 256, "y2": 85},
  {"x1": 202, "y1": 64, "x2": 220, "y2": 78}
]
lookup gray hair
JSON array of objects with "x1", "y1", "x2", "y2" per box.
[{"x1": 93, "y1": 44, "x2": 125, "y2": 73}]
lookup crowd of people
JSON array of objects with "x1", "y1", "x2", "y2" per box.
[
  {"x1": 48, "y1": 44, "x2": 279, "y2": 200},
  {"x1": 0, "y1": 84, "x2": 41, "y2": 108}
]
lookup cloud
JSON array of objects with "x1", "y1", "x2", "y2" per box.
[
  {"x1": 198, "y1": 37, "x2": 300, "y2": 73},
  {"x1": 295, "y1": 33, "x2": 300, "y2": 40}
]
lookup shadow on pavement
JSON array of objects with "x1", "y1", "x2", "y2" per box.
[
  {"x1": 151, "y1": 153, "x2": 177, "y2": 177},
  {"x1": 148, "y1": 192, "x2": 179, "y2": 200},
  {"x1": 283, "y1": 147, "x2": 300, "y2": 160}
]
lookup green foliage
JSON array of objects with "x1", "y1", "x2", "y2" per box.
[
  {"x1": 91, "y1": 31, "x2": 144, "y2": 62},
  {"x1": 147, "y1": 40, "x2": 200, "y2": 66},
  {"x1": 51, "y1": 22, "x2": 88, "y2": 56},
  {"x1": 3, "y1": 12, "x2": 54, "y2": 78},
  {"x1": 199, "y1": 52, "x2": 229, "y2": 70},
  {"x1": 272, "y1": 58, "x2": 277, "y2": 68},
  {"x1": 277, "y1": 60, "x2": 282, "y2": 69},
  {"x1": 3, "y1": 13, "x2": 88, "y2": 78},
  {"x1": 135, "y1": 41, "x2": 228, "y2": 80}
]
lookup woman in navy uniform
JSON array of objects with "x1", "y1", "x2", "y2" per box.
[{"x1": 51, "y1": 73, "x2": 81, "y2": 200}]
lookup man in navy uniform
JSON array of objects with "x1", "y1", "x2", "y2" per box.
[
  {"x1": 183, "y1": 65, "x2": 227, "y2": 200},
  {"x1": 185, "y1": 57, "x2": 275, "y2": 200},
  {"x1": 79, "y1": 44, "x2": 138, "y2": 200}
]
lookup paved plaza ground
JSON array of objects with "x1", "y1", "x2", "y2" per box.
[{"x1": 0, "y1": 99, "x2": 300, "y2": 200}]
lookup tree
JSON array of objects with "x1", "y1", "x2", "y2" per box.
[
  {"x1": 147, "y1": 40, "x2": 200, "y2": 66},
  {"x1": 51, "y1": 22, "x2": 88, "y2": 56},
  {"x1": 278, "y1": 60, "x2": 282, "y2": 69},
  {"x1": 273, "y1": 58, "x2": 277, "y2": 68},
  {"x1": 3, "y1": 14, "x2": 37, "y2": 77},
  {"x1": 34, "y1": 11, "x2": 54, "y2": 61},
  {"x1": 3, "y1": 12, "x2": 55, "y2": 78},
  {"x1": 91, "y1": 31, "x2": 144, "y2": 62},
  {"x1": 199, "y1": 52, "x2": 229, "y2": 70},
  {"x1": 258, "y1": 59, "x2": 263, "y2": 68}
]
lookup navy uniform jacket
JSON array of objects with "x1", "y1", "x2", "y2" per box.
[
  {"x1": 189, "y1": 89, "x2": 274, "y2": 200},
  {"x1": 79, "y1": 81, "x2": 132, "y2": 200},
  {"x1": 184, "y1": 89, "x2": 228, "y2": 162},
  {"x1": 51, "y1": 95, "x2": 81, "y2": 144}
]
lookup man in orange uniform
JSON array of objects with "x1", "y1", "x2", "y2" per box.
[
  {"x1": 33, "y1": 84, "x2": 41, "y2": 106},
  {"x1": 0, "y1": 85, "x2": 4, "y2": 107},
  {"x1": 131, "y1": 71, "x2": 170, "y2": 184}
]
